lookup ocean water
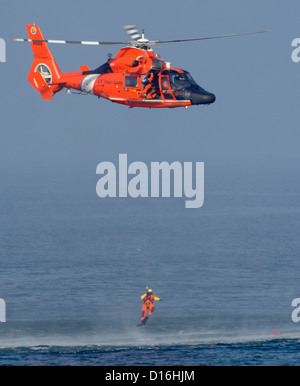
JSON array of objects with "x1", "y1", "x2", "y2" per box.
[{"x1": 0, "y1": 165, "x2": 300, "y2": 366}]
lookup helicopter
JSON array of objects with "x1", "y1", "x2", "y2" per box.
[{"x1": 14, "y1": 24, "x2": 269, "y2": 108}]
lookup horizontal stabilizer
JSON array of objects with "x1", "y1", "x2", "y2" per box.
[{"x1": 80, "y1": 65, "x2": 90, "y2": 72}]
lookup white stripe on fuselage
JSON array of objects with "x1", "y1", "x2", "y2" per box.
[{"x1": 80, "y1": 74, "x2": 99, "y2": 94}]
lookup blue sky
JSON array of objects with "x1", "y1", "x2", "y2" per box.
[{"x1": 0, "y1": 0, "x2": 299, "y2": 192}]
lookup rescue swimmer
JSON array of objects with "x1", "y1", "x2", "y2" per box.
[{"x1": 138, "y1": 288, "x2": 161, "y2": 326}]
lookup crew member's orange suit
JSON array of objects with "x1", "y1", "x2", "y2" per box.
[
  {"x1": 140, "y1": 289, "x2": 161, "y2": 324},
  {"x1": 143, "y1": 73, "x2": 156, "y2": 99}
]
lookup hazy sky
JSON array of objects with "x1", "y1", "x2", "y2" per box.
[{"x1": 0, "y1": 0, "x2": 299, "y2": 190}]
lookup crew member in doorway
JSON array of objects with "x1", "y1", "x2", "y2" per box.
[
  {"x1": 140, "y1": 288, "x2": 161, "y2": 325},
  {"x1": 142, "y1": 72, "x2": 156, "y2": 99}
]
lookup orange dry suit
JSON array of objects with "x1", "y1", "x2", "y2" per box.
[
  {"x1": 140, "y1": 292, "x2": 160, "y2": 322},
  {"x1": 143, "y1": 72, "x2": 156, "y2": 99}
]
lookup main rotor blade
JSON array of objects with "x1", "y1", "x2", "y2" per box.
[
  {"x1": 14, "y1": 38, "x2": 129, "y2": 45},
  {"x1": 155, "y1": 30, "x2": 271, "y2": 44},
  {"x1": 14, "y1": 29, "x2": 270, "y2": 48},
  {"x1": 123, "y1": 25, "x2": 141, "y2": 41}
]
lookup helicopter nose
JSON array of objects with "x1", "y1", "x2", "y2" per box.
[{"x1": 190, "y1": 89, "x2": 216, "y2": 105}]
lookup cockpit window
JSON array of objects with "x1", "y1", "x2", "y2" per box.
[
  {"x1": 161, "y1": 69, "x2": 197, "y2": 90},
  {"x1": 170, "y1": 71, "x2": 197, "y2": 89},
  {"x1": 185, "y1": 72, "x2": 198, "y2": 86}
]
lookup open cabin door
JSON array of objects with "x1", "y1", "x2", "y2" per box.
[{"x1": 159, "y1": 74, "x2": 175, "y2": 100}]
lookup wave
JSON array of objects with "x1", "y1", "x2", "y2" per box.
[
  {"x1": 1, "y1": 317, "x2": 299, "y2": 350},
  {"x1": 1, "y1": 319, "x2": 300, "y2": 366}
]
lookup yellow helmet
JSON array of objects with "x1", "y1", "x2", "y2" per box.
[{"x1": 147, "y1": 288, "x2": 153, "y2": 293}]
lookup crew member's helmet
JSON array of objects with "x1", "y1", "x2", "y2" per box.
[{"x1": 147, "y1": 288, "x2": 153, "y2": 294}]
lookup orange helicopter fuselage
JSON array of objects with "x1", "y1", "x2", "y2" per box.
[{"x1": 60, "y1": 47, "x2": 193, "y2": 108}]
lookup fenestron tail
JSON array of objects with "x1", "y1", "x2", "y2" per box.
[{"x1": 25, "y1": 24, "x2": 64, "y2": 100}]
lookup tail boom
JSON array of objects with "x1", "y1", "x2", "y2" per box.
[{"x1": 22, "y1": 25, "x2": 101, "y2": 100}]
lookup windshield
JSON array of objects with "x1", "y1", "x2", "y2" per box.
[{"x1": 168, "y1": 70, "x2": 198, "y2": 89}]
